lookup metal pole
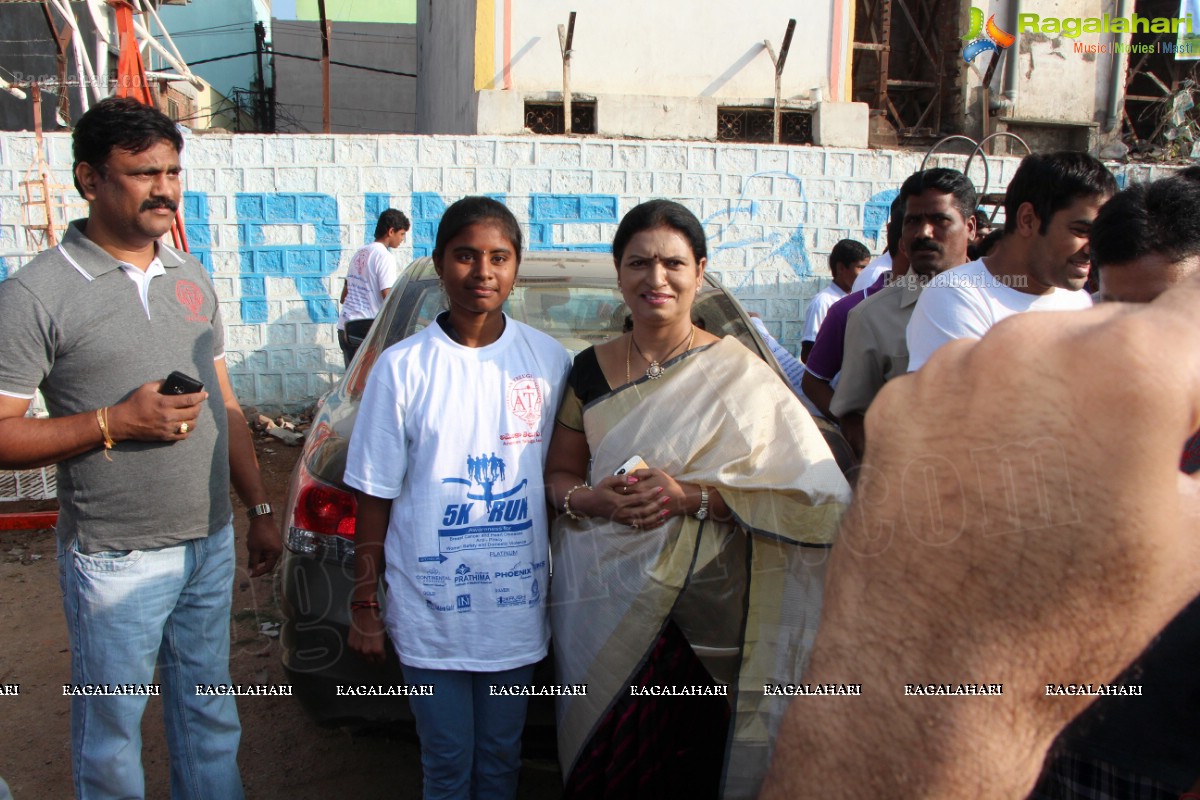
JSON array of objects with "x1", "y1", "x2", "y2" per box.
[
  {"x1": 878, "y1": 0, "x2": 892, "y2": 113},
  {"x1": 764, "y1": 19, "x2": 796, "y2": 144},
  {"x1": 777, "y1": 19, "x2": 796, "y2": 143},
  {"x1": 318, "y1": 0, "x2": 331, "y2": 133},
  {"x1": 558, "y1": 12, "x2": 576, "y2": 133},
  {"x1": 255, "y1": 21, "x2": 266, "y2": 132},
  {"x1": 40, "y1": 0, "x2": 73, "y2": 124},
  {"x1": 979, "y1": 50, "x2": 1004, "y2": 152}
]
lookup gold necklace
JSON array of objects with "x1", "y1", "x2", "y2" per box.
[{"x1": 626, "y1": 326, "x2": 695, "y2": 383}]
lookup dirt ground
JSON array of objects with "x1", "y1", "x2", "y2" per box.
[{"x1": 0, "y1": 433, "x2": 563, "y2": 799}]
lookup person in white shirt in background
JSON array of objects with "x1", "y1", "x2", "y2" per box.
[
  {"x1": 799, "y1": 239, "x2": 870, "y2": 362},
  {"x1": 801, "y1": 194, "x2": 909, "y2": 422},
  {"x1": 851, "y1": 215, "x2": 900, "y2": 294},
  {"x1": 337, "y1": 208, "x2": 410, "y2": 366},
  {"x1": 905, "y1": 152, "x2": 1114, "y2": 372},
  {"x1": 748, "y1": 314, "x2": 806, "y2": 396},
  {"x1": 852, "y1": 251, "x2": 890, "y2": 294}
]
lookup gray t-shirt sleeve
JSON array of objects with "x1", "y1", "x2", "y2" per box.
[
  {"x1": 210, "y1": 283, "x2": 226, "y2": 359},
  {"x1": 0, "y1": 278, "x2": 54, "y2": 398}
]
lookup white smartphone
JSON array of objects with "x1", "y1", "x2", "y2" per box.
[{"x1": 613, "y1": 455, "x2": 649, "y2": 476}]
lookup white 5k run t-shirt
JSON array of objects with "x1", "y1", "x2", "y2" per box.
[{"x1": 345, "y1": 315, "x2": 571, "y2": 671}]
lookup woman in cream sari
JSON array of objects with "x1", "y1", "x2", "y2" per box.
[{"x1": 545, "y1": 200, "x2": 851, "y2": 800}]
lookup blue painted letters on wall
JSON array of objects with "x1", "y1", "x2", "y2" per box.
[
  {"x1": 236, "y1": 192, "x2": 341, "y2": 323},
  {"x1": 148, "y1": 185, "x2": 901, "y2": 327}
]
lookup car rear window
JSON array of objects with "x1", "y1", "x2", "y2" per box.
[{"x1": 344, "y1": 278, "x2": 769, "y2": 400}]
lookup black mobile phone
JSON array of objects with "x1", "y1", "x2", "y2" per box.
[{"x1": 160, "y1": 371, "x2": 204, "y2": 395}]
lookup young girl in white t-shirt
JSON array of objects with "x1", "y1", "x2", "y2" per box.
[{"x1": 344, "y1": 197, "x2": 570, "y2": 800}]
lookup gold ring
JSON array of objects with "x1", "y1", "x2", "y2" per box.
[{"x1": 179, "y1": 422, "x2": 190, "y2": 434}]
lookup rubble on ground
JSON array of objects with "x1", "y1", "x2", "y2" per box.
[{"x1": 243, "y1": 406, "x2": 314, "y2": 447}]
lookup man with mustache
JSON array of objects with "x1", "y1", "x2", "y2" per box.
[
  {"x1": 0, "y1": 97, "x2": 280, "y2": 798},
  {"x1": 906, "y1": 152, "x2": 1113, "y2": 372},
  {"x1": 830, "y1": 168, "x2": 975, "y2": 459}
]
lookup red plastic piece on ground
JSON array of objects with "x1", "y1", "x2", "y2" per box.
[{"x1": 0, "y1": 511, "x2": 59, "y2": 531}]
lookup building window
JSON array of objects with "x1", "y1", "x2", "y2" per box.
[
  {"x1": 524, "y1": 101, "x2": 596, "y2": 135},
  {"x1": 717, "y1": 107, "x2": 813, "y2": 145},
  {"x1": 167, "y1": 98, "x2": 179, "y2": 120}
]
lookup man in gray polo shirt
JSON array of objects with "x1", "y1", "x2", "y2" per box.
[{"x1": 0, "y1": 97, "x2": 280, "y2": 799}]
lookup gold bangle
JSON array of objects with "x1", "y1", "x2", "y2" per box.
[
  {"x1": 96, "y1": 407, "x2": 115, "y2": 462},
  {"x1": 563, "y1": 483, "x2": 590, "y2": 521}
]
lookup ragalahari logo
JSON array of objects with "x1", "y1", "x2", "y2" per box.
[{"x1": 962, "y1": 7, "x2": 1016, "y2": 63}]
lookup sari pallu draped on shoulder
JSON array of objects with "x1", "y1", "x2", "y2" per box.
[{"x1": 549, "y1": 337, "x2": 852, "y2": 800}]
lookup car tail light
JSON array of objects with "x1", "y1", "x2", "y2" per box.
[{"x1": 293, "y1": 473, "x2": 357, "y2": 539}]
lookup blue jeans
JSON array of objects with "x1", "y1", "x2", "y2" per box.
[
  {"x1": 400, "y1": 663, "x2": 536, "y2": 800},
  {"x1": 58, "y1": 521, "x2": 244, "y2": 800}
]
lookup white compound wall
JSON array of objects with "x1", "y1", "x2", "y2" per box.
[{"x1": 0, "y1": 132, "x2": 1168, "y2": 409}]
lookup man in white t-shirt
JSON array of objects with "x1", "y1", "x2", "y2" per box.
[
  {"x1": 852, "y1": 251, "x2": 891, "y2": 293},
  {"x1": 338, "y1": 208, "x2": 410, "y2": 365},
  {"x1": 906, "y1": 152, "x2": 1115, "y2": 372},
  {"x1": 799, "y1": 239, "x2": 870, "y2": 362}
]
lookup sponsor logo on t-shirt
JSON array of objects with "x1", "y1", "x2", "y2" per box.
[
  {"x1": 504, "y1": 374, "x2": 544, "y2": 444},
  {"x1": 417, "y1": 570, "x2": 448, "y2": 588},
  {"x1": 175, "y1": 279, "x2": 208, "y2": 322},
  {"x1": 508, "y1": 374, "x2": 543, "y2": 427},
  {"x1": 454, "y1": 563, "x2": 491, "y2": 585}
]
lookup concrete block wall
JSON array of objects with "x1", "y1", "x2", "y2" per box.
[{"x1": 0, "y1": 133, "x2": 1166, "y2": 409}]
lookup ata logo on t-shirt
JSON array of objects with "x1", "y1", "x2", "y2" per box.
[
  {"x1": 175, "y1": 280, "x2": 208, "y2": 323},
  {"x1": 508, "y1": 374, "x2": 543, "y2": 430}
]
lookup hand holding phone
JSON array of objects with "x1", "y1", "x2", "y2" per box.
[
  {"x1": 110, "y1": 377, "x2": 205, "y2": 444},
  {"x1": 160, "y1": 371, "x2": 204, "y2": 395},
  {"x1": 613, "y1": 455, "x2": 649, "y2": 476}
]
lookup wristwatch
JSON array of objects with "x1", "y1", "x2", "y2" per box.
[
  {"x1": 694, "y1": 486, "x2": 709, "y2": 521},
  {"x1": 247, "y1": 503, "x2": 273, "y2": 519}
]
